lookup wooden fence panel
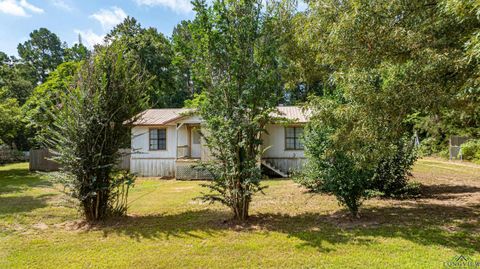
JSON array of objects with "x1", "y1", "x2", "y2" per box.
[
  {"x1": 29, "y1": 148, "x2": 131, "y2": 171},
  {"x1": 29, "y1": 149, "x2": 60, "y2": 171}
]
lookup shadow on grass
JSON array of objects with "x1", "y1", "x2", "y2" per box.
[
  {"x1": 0, "y1": 194, "x2": 54, "y2": 215},
  {"x1": 0, "y1": 166, "x2": 55, "y2": 214},
  {"x1": 0, "y1": 169, "x2": 52, "y2": 194},
  {"x1": 97, "y1": 201, "x2": 480, "y2": 254},
  {"x1": 421, "y1": 184, "x2": 480, "y2": 200}
]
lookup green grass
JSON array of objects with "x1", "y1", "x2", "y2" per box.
[{"x1": 1, "y1": 159, "x2": 479, "y2": 268}]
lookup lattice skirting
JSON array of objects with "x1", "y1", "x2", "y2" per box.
[{"x1": 176, "y1": 161, "x2": 213, "y2": 180}]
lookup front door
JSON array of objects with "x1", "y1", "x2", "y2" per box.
[{"x1": 190, "y1": 128, "x2": 201, "y2": 158}]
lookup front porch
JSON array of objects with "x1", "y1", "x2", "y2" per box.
[
  {"x1": 174, "y1": 122, "x2": 211, "y2": 179},
  {"x1": 175, "y1": 123, "x2": 202, "y2": 159}
]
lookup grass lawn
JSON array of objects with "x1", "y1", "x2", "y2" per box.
[{"x1": 1, "y1": 158, "x2": 479, "y2": 268}]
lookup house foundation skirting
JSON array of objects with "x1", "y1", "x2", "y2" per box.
[
  {"x1": 131, "y1": 157, "x2": 306, "y2": 179},
  {"x1": 130, "y1": 158, "x2": 175, "y2": 178},
  {"x1": 175, "y1": 159, "x2": 212, "y2": 180}
]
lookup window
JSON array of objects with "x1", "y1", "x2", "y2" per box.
[
  {"x1": 149, "y1": 128, "x2": 167, "y2": 150},
  {"x1": 285, "y1": 127, "x2": 304, "y2": 150}
]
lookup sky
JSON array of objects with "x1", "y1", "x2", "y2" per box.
[{"x1": 0, "y1": 0, "x2": 196, "y2": 56}]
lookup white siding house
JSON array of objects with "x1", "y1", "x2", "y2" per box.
[{"x1": 130, "y1": 106, "x2": 308, "y2": 179}]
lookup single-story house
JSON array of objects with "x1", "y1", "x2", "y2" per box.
[{"x1": 130, "y1": 106, "x2": 308, "y2": 179}]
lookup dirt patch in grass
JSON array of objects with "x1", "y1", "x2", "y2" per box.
[{"x1": 52, "y1": 220, "x2": 94, "y2": 231}]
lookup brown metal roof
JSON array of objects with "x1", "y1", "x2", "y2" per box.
[
  {"x1": 273, "y1": 106, "x2": 309, "y2": 123},
  {"x1": 131, "y1": 106, "x2": 309, "y2": 126},
  {"x1": 131, "y1": 108, "x2": 192, "y2": 126}
]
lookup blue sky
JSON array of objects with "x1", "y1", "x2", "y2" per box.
[{"x1": 0, "y1": 0, "x2": 196, "y2": 56}]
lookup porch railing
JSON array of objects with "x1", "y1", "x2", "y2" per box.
[{"x1": 177, "y1": 145, "x2": 190, "y2": 158}]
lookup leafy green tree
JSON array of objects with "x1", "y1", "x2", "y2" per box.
[
  {"x1": 191, "y1": 0, "x2": 283, "y2": 220},
  {"x1": 0, "y1": 52, "x2": 36, "y2": 149},
  {"x1": 64, "y1": 40, "x2": 89, "y2": 62},
  {"x1": 106, "y1": 17, "x2": 189, "y2": 108},
  {"x1": 0, "y1": 53, "x2": 37, "y2": 104},
  {"x1": 295, "y1": 0, "x2": 480, "y2": 148},
  {"x1": 172, "y1": 20, "x2": 196, "y2": 96},
  {"x1": 439, "y1": 0, "x2": 480, "y2": 140},
  {"x1": 0, "y1": 52, "x2": 8, "y2": 63},
  {"x1": 23, "y1": 61, "x2": 81, "y2": 146},
  {"x1": 8, "y1": 63, "x2": 37, "y2": 104},
  {"x1": 371, "y1": 137, "x2": 419, "y2": 198},
  {"x1": 294, "y1": 0, "x2": 480, "y2": 214},
  {"x1": 0, "y1": 89, "x2": 22, "y2": 147},
  {"x1": 268, "y1": 1, "x2": 332, "y2": 104},
  {"x1": 0, "y1": 52, "x2": 10, "y2": 87},
  {"x1": 17, "y1": 28, "x2": 65, "y2": 83},
  {"x1": 44, "y1": 43, "x2": 150, "y2": 222},
  {"x1": 297, "y1": 97, "x2": 380, "y2": 217}
]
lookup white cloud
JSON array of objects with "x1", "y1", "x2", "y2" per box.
[
  {"x1": 0, "y1": 0, "x2": 43, "y2": 17},
  {"x1": 19, "y1": 0, "x2": 43, "y2": 13},
  {"x1": 90, "y1": 6, "x2": 127, "y2": 30},
  {"x1": 135, "y1": 0, "x2": 192, "y2": 14},
  {"x1": 50, "y1": 0, "x2": 72, "y2": 11},
  {"x1": 0, "y1": 0, "x2": 27, "y2": 16},
  {"x1": 74, "y1": 29, "x2": 104, "y2": 48},
  {"x1": 78, "y1": 7, "x2": 127, "y2": 50}
]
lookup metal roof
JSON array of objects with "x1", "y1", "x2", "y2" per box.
[
  {"x1": 273, "y1": 106, "x2": 309, "y2": 123},
  {"x1": 131, "y1": 108, "x2": 191, "y2": 126},
  {"x1": 131, "y1": 106, "x2": 309, "y2": 126}
]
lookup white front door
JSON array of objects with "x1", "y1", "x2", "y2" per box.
[{"x1": 191, "y1": 128, "x2": 201, "y2": 158}]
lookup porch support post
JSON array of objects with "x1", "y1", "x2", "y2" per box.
[
  {"x1": 187, "y1": 125, "x2": 192, "y2": 158},
  {"x1": 176, "y1": 123, "x2": 184, "y2": 159}
]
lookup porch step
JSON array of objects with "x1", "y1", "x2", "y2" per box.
[{"x1": 261, "y1": 160, "x2": 288, "y2": 178}]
